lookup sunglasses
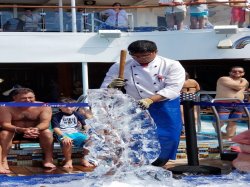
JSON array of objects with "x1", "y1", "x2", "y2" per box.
[{"x1": 231, "y1": 70, "x2": 244, "y2": 73}]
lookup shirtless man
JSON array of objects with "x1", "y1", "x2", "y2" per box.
[
  {"x1": 215, "y1": 66, "x2": 249, "y2": 139},
  {"x1": 0, "y1": 88, "x2": 56, "y2": 171}
]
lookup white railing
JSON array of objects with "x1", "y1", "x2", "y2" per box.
[{"x1": 0, "y1": 2, "x2": 249, "y2": 32}]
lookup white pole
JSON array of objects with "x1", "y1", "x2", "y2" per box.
[
  {"x1": 71, "y1": 0, "x2": 77, "y2": 32},
  {"x1": 13, "y1": 6, "x2": 18, "y2": 18},
  {"x1": 82, "y1": 62, "x2": 89, "y2": 97},
  {"x1": 91, "y1": 12, "x2": 95, "y2": 32},
  {"x1": 58, "y1": 0, "x2": 64, "y2": 32}
]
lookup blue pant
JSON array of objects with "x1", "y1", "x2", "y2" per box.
[{"x1": 148, "y1": 97, "x2": 182, "y2": 161}]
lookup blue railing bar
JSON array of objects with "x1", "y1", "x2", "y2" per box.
[{"x1": 0, "y1": 102, "x2": 89, "y2": 107}]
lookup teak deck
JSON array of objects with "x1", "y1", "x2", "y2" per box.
[
  {"x1": 7, "y1": 165, "x2": 95, "y2": 176},
  {"x1": 4, "y1": 158, "x2": 232, "y2": 177}
]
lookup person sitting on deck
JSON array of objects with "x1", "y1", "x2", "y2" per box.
[
  {"x1": 0, "y1": 88, "x2": 56, "y2": 170},
  {"x1": 51, "y1": 97, "x2": 95, "y2": 168}
]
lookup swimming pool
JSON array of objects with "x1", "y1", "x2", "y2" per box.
[{"x1": 1, "y1": 169, "x2": 250, "y2": 187}]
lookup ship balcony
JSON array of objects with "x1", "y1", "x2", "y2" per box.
[{"x1": 0, "y1": 3, "x2": 250, "y2": 33}]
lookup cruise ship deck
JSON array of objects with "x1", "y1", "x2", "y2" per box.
[{"x1": 5, "y1": 113, "x2": 245, "y2": 176}]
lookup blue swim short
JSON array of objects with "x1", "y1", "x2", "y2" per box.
[
  {"x1": 190, "y1": 12, "x2": 207, "y2": 19},
  {"x1": 214, "y1": 106, "x2": 243, "y2": 121},
  {"x1": 56, "y1": 132, "x2": 88, "y2": 148}
]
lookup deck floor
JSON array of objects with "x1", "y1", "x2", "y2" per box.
[
  {"x1": 4, "y1": 158, "x2": 233, "y2": 177},
  {"x1": 7, "y1": 165, "x2": 95, "y2": 176},
  {"x1": 166, "y1": 158, "x2": 232, "y2": 171},
  {"x1": 4, "y1": 116, "x2": 236, "y2": 177}
]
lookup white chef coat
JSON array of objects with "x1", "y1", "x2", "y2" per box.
[{"x1": 101, "y1": 55, "x2": 185, "y2": 100}]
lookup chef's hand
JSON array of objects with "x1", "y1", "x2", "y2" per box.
[
  {"x1": 108, "y1": 78, "x2": 126, "y2": 89},
  {"x1": 138, "y1": 98, "x2": 154, "y2": 110}
]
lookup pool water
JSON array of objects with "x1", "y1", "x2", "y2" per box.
[
  {"x1": 199, "y1": 118, "x2": 248, "y2": 136},
  {"x1": 199, "y1": 119, "x2": 248, "y2": 143},
  {"x1": 1, "y1": 170, "x2": 250, "y2": 187}
]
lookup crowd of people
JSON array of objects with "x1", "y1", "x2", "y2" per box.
[
  {"x1": 1, "y1": 1, "x2": 250, "y2": 32},
  {"x1": 159, "y1": 0, "x2": 250, "y2": 30},
  {"x1": 0, "y1": 37, "x2": 249, "y2": 174}
]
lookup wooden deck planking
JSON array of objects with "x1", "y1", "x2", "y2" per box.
[
  {"x1": 25, "y1": 166, "x2": 67, "y2": 175},
  {"x1": 73, "y1": 165, "x2": 95, "y2": 172},
  {"x1": 7, "y1": 165, "x2": 95, "y2": 176},
  {"x1": 8, "y1": 166, "x2": 33, "y2": 176},
  {"x1": 5, "y1": 158, "x2": 233, "y2": 177}
]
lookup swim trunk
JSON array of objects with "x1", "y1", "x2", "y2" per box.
[
  {"x1": 214, "y1": 105, "x2": 244, "y2": 121},
  {"x1": 55, "y1": 132, "x2": 88, "y2": 148},
  {"x1": 0, "y1": 128, "x2": 40, "y2": 142},
  {"x1": 231, "y1": 7, "x2": 245, "y2": 23},
  {"x1": 190, "y1": 12, "x2": 207, "y2": 19},
  {"x1": 13, "y1": 133, "x2": 39, "y2": 142}
]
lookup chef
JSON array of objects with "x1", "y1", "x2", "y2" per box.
[{"x1": 101, "y1": 40, "x2": 185, "y2": 167}]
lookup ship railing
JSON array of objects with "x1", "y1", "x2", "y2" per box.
[
  {"x1": 77, "y1": 12, "x2": 134, "y2": 32},
  {"x1": 0, "y1": 1, "x2": 250, "y2": 32},
  {"x1": 211, "y1": 98, "x2": 250, "y2": 160},
  {"x1": 196, "y1": 90, "x2": 250, "y2": 132},
  {"x1": 196, "y1": 91, "x2": 217, "y2": 132},
  {"x1": 195, "y1": 91, "x2": 250, "y2": 160}
]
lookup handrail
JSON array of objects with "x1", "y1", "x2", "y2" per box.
[
  {"x1": 196, "y1": 91, "x2": 250, "y2": 132},
  {"x1": 0, "y1": 1, "x2": 249, "y2": 33},
  {"x1": 196, "y1": 91, "x2": 216, "y2": 132},
  {"x1": 211, "y1": 98, "x2": 250, "y2": 155},
  {"x1": 0, "y1": 1, "x2": 248, "y2": 9},
  {"x1": 196, "y1": 91, "x2": 216, "y2": 96},
  {"x1": 160, "y1": 0, "x2": 247, "y2": 6}
]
